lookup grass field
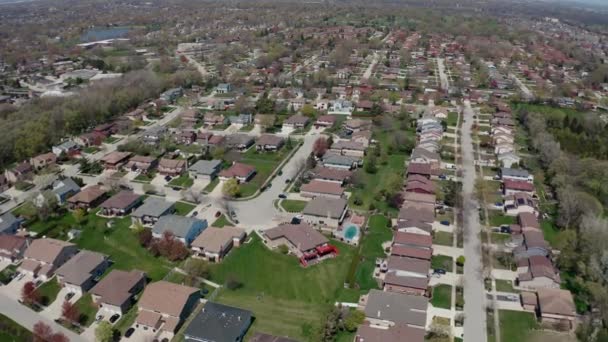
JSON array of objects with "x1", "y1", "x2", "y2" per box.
[
  {"x1": 113, "y1": 303, "x2": 139, "y2": 334},
  {"x1": 433, "y1": 231, "x2": 454, "y2": 246},
  {"x1": 208, "y1": 235, "x2": 355, "y2": 341},
  {"x1": 354, "y1": 215, "x2": 392, "y2": 291},
  {"x1": 431, "y1": 284, "x2": 452, "y2": 309},
  {"x1": 238, "y1": 144, "x2": 296, "y2": 197},
  {"x1": 495, "y1": 279, "x2": 518, "y2": 293},
  {"x1": 0, "y1": 313, "x2": 32, "y2": 341},
  {"x1": 73, "y1": 294, "x2": 98, "y2": 327},
  {"x1": 431, "y1": 255, "x2": 453, "y2": 272},
  {"x1": 488, "y1": 211, "x2": 517, "y2": 227},
  {"x1": 0, "y1": 264, "x2": 18, "y2": 284},
  {"x1": 497, "y1": 310, "x2": 538, "y2": 341},
  {"x1": 203, "y1": 178, "x2": 220, "y2": 193},
  {"x1": 491, "y1": 232, "x2": 511, "y2": 245},
  {"x1": 168, "y1": 175, "x2": 194, "y2": 188},
  {"x1": 37, "y1": 277, "x2": 61, "y2": 306},
  {"x1": 174, "y1": 201, "x2": 196, "y2": 216},
  {"x1": 447, "y1": 112, "x2": 459, "y2": 126},
  {"x1": 280, "y1": 200, "x2": 308, "y2": 213},
  {"x1": 211, "y1": 214, "x2": 231, "y2": 228}
]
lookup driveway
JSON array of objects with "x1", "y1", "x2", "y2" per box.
[
  {"x1": 128, "y1": 324, "x2": 173, "y2": 342},
  {"x1": 40, "y1": 287, "x2": 82, "y2": 320},
  {"x1": 0, "y1": 273, "x2": 33, "y2": 297},
  {"x1": 461, "y1": 100, "x2": 487, "y2": 342}
]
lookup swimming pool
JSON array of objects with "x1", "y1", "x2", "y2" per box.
[{"x1": 344, "y1": 225, "x2": 358, "y2": 239}]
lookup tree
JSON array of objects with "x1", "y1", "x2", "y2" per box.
[
  {"x1": 312, "y1": 137, "x2": 329, "y2": 158},
  {"x1": 344, "y1": 310, "x2": 365, "y2": 332},
  {"x1": 184, "y1": 258, "x2": 210, "y2": 279},
  {"x1": 137, "y1": 228, "x2": 153, "y2": 248},
  {"x1": 457, "y1": 255, "x2": 466, "y2": 266},
  {"x1": 301, "y1": 104, "x2": 316, "y2": 118},
  {"x1": 72, "y1": 208, "x2": 87, "y2": 224},
  {"x1": 49, "y1": 332, "x2": 69, "y2": 342},
  {"x1": 33, "y1": 321, "x2": 53, "y2": 342},
  {"x1": 22, "y1": 281, "x2": 40, "y2": 306},
  {"x1": 222, "y1": 178, "x2": 240, "y2": 198},
  {"x1": 95, "y1": 321, "x2": 114, "y2": 342},
  {"x1": 364, "y1": 155, "x2": 377, "y2": 174},
  {"x1": 61, "y1": 300, "x2": 79, "y2": 323}
]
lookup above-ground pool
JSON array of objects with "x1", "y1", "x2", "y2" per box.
[{"x1": 341, "y1": 223, "x2": 361, "y2": 245}]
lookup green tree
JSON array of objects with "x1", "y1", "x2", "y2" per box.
[
  {"x1": 456, "y1": 255, "x2": 466, "y2": 266},
  {"x1": 95, "y1": 321, "x2": 113, "y2": 342},
  {"x1": 72, "y1": 208, "x2": 87, "y2": 224},
  {"x1": 222, "y1": 178, "x2": 240, "y2": 198},
  {"x1": 344, "y1": 310, "x2": 365, "y2": 332},
  {"x1": 301, "y1": 104, "x2": 316, "y2": 118}
]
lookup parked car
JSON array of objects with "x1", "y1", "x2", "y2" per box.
[
  {"x1": 96, "y1": 315, "x2": 104, "y2": 322},
  {"x1": 433, "y1": 269, "x2": 447, "y2": 275},
  {"x1": 495, "y1": 202, "x2": 503, "y2": 207},
  {"x1": 291, "y1": 217, "x2": 302, "y2": 224},
  {"x1": 215, "y1": 211, "x2": 221, "y2": 218},
  {"x1": 109, "y1": 314, "x2": 120, "y2": 323},
  {"x1": 440, "y1": 220, "x2": 450, "y2": 226},
  {"x1": 124, "y1": 328, "x2": 135, "y2": 338},
  {"x1": 439, "y1": 174, "x2": 447, "y2": 180},
  {"x1": 278, "y1": 193, "x2": 287, "y2": 199},
  {"x1": 65, "y1": 292, "x2": 75, "y2": 301},
  {"x1": 164, "y1": 175, "x2": 172, "y2": 182},
  {"x1": 285, "y1": 178, "x2": 291, "y2": 184},
  {"x1": 191, "y1": 211, "x2": 198, "y2": 217},
  {"x1": 500, "y1": 225, "x2": 511, "y2": 234}
]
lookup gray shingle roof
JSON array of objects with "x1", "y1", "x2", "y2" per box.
[
  {"x1": 501, "y1": 167, "x2": 530, "y2": 178},
  {"x1": 364, "y1": 289, "x2": 428, "y2": 326},
  {"x1": 152, "y1": 215, "x2": 204, "y2": 238},
  {"x1": 131, "y1": 197, "x2": 175, "y2": 219},
  {"x1": 184, "y1": 302, "x2": 252, "y2": 342},
  {"x1": 302, "y1": 197, "x2": 347, "y2": 219},
  {"x1": 189, "y1": 159, "x2": 222, "y2": 175},
  {"x1": 51, "y1": 178, "x2": 80, "y2": 198},
  {"x1": 0, "y1": 212, "x2": 21, "y2": 234}
]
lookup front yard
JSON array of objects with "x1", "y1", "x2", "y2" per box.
[
  {"x1": 174, "y1": 201, "x2": 196, "y2": 216},
  {"x1": 433, "y1": 231, "x2": 454, "y2": 246},
  {"x1": 431, "y1": 284, "x2": 452, "y2": 309},
  {"x1": 168, "y1": 175, "x2": 194, "y2": 189},
  {"x1": 211, "y1": 214, "x2": 231, "y2": 228},
  {"x1": 431, "y1": 255, "x2": 453, "y2": 272},
  {"x1": 37, "y1": 277, "x2": 61, "y2": 306},
  {"x1": 280, "y1": 200, "x2": 308, "y2": 213},
  {"x1": 73, "y1": 294, "x2": 98, "y2": 327}
]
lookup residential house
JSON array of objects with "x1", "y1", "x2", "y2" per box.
[
  {"x1": 494, "y1": 142, "x2": 514, "y2": 155},
  {"x1": 55, "y1": 251, "x2": 109, "y2": 294},
  {"x1": 283, "y1": 115, "x2": 309, "y2": 129},
  {"x1": 329, "y1": 99, "x2": 353, "y2": 115},
  {"x1": 52, "y1": 141, "x2": 79, "y2": 156},
  {"x1": 0, "y1": 235, "x2": 28, "y2": 262},
  {"x1": 363, "y1": 289, "x2": 428, "y2": 329},
  {"x1": 537, "y1": 288, "x2": 576, "y2": 330},
  {"x1": 18, "y1": 238, "x2": 78, "y2": 280},
  {"x1": 228, "y1": 114, "x2": 253, "y2": 125},
  {"x1": 255, "y1": 134, "x2": 285, "y2": 152},
  {"x1": 322, "y1": 153, "x2": 361, "y2": 170},
  {"x1": 392, "y1": 231, "x2": 432, "y2": 250},
  {"x1": 49, "y1": 178, "x2": 81, "y2": 204},
  {"x1": 503, "y1": 179, "x2": 535, "y2": 196},
  {"x1": 125, "y1": 155, "x2": 158, "y2": 174},
  {"x1": 90, "y1": 269, "x2": 146, "y2": 315},
  {"x1": 405, "y1": 175, "x2": 435, "y2": 194},
  {"x1": 403, "y1": 192, "x2": 436, "y2": 207},
  {"x1": 183, "y1": 302, "x2": 252, "y2": 342},
  {"x1": 131, "y1": 197, "x2": 175, "y2": 227},
  {"x1": 218, "y1": 162, "x2": 256, "y2": 183},
  {"x1": 191, "y1": 226, "x2": 246, "y2": 262},
  {"x1": 76, "y1": 132, "x2": 105, "y2": 147},
  {"x1": 263, "y1": 223, "x2": 337, "y2": 266},
  {"x1": 203, "y1": 113, "x2": 227, "y2": 127},
  {"x1": 315, "y1": 115, "x2": 336, "y2": 128},
  {"x1": 5, "y1": 162, "x2": 33, "y2": 184},
  {"x1": 300, "y1": 180, "x2": 344, "y2": 199},
  {"x1": 135, "y1": 281, "x2": 200, "y2": 333},
  {"x1": 500, "y1": 168, "x2": 533, "y2": 183},
  {"x1": 406, "y1": 163, "x2": 433, "y2": 179},
  {"x1": 99, "y1": 191, "x2": 142, "y2": 217},
  {"x1": 188, "y1": 159, "x2": 222, "y2": 180},
  {"x1": 30, "y1": 152, "x2": 57, "y2": 170},
  {"x1": 330, "y1": 141, "x2": 366, "y2": 157},
  {"x1": 216, "y1": 83, "x2": 232, "y2": 94},
  {"x1": 0, "y1": 212, "x2": 22, "y2": 235},
  {"x1": 355, "y1": 324, "x2": 425, "y2": 342},
  {"x1": 225, "y1": 134, "x2": 255, "y2": 151},
  {"x1": 152, "y1": 215, "x2": 207, "y2": 246},
  {"x1": 394, "y1": 219, "x2": 432, "y2": 236},
  {"x1": 160, "y1": 88, "x2": 183, "y2": 103},
  {"x1": 100, "y1": 151, "x2": 131, "y2": 170},
  {"x1": 382, "y1": 270, "x2": 429, "y2": 296},
  {"x1": 498, "y1": 152, "x2": 520, "y2": 168},
  {"x1": 301, "y1": 197, "x2": 348, "y2": 228},
  {"x1": 310, "y1": 167, "x2": 352, "y2": 185},
  {"x1": 410, "y1": 148, "x2": 441, "y2": 170},
  {"x1": 158, "y1": 158, "x2": 187, "y2": 177},
  {"x1": 514, "y1": 229, "x2": 550, "y2": 260},
  {"x1": 143, "y1": 126, "x2": 167, "y2": 145},
  {"x1": 390, "y1": 244, "x2": 432, "y2": 260},
  {"x1": 351, "y1": 130, "x2": 372, "y2": 147},
  {"x1": 344, "y1": 119, "x2": 372, "y2": 133},
  {"x1": 181, "y1": 108, "x2": 200, "y2": 127},
  {"x1": 67, "y1": 185, "x2": 107, "y2": 210},
  {"x1": 518, "y1": 212, "x2": 540, "y2": 230},
  {"x1": 176, "y1": 130, "x2": 197, "y2": 145},
  {"x1": 398, "y1": 202, "x2": 435, "y2": 224},
  {"x1": 504, "y1": 193, "x2": 538, "y2": 216},
  {"x1": 517, "y1": 255, "x2": 561, "y2": 289}
]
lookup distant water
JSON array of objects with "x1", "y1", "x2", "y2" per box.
[{"x1": 80, "y1": 27, "x2": 131, "y2": 43}]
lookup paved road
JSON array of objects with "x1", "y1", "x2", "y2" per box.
[
  {"x1": 0, "y1": 292, "x2": 87, "y2": 342},
  {"x1": 437, "y1": 58, "x2": 450, "y2": 91},
  {"x1": 361, "y1": 52, "x2": 379, "y2": 81},
  {"x1": 509, "y1": 73, "x2": 533, "y2": 100},
  {"x1": 461, "y1": 100, "x2": 487, "y2": 342}
]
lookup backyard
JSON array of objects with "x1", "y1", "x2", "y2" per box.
[
  {"x1": 207, "y1": 235, "x2": 356, "y2": 341},
  {"x1": 237, "y1": 143, "x2": 297, "y2": 197},
  {"x1": 353, "y1": 215, "x2": 392, "y2": 292}
]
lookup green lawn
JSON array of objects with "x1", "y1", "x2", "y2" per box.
[
  {"x1": 0, "y1": 264, "x2": 18, "y2": 284},
  {"x1": 354, "y1": 215, "x2": 392, "y2": 291},
  {"x1": 238, "y1": 143, "x2": 297, "y2": 197},
  {"x1": 447, "y1": 111, "x2": 459, "y2": 126},
  {"x1": 497, "y1": 310, "x2": 538, "y2": 342},
  {"x1": 491, "y1": 232, "x2": 511, "y2": 245},
  {"x1": 73, "y1": 294, "x2": 98, "y2": 327},
  {"x1": 104, "y1": 136, "x2": 120, "y2": 144},
  {"x1": 208, "y1": 235, "x2": 355, "y2": 341},
  {"x1": 0, "y1": 313, "x2": 32, "y2": 342},
  {"x1": 203, "y1": 178, "x2": 220, "y2": 193},
  {"x1": 541, "y1": 220, "x2": 561, "y2": 248},
  {"x1": 133, "y1": 172, "x2": 156, "y2": 183},
  {"x1": 83, "y1": 146, "x2": 100, "y2": 154},
  {"x1": 212, "y1": 214, "x2": 231, "y2": 228},
  {"x1": 488, "y1": 211, "x2": 517, "y2": 227},
  {"x1": 280, "y1": 200, "x2": 308, "y2": 213},
  {"x1": 433, "y1": 231, "x2": 454, "y2": 246},
  {"x1": 495, "y1": 279, "x2": 519, "y2": 293},
  {"x1": 37, "y1": 277, "x2": 61, "y2": 306},
  {"x1": 431, "y1": 284, "x2": 452, "y2": 309},
  {"x1": 431, "y1": 255, "x2": 453, "y2": 272},
  {"x1": 168, "y1": 175, "x2": 194, "y2": 188},
  {"x1": 113, "y1": 303, "x2": 139, "y2": 334},
  {"x1": 74, "y1": 213, "x2": 174, "y2": 281},
  {"x1": 174, "y1": 201, "x2": 196, "y2": 216}
]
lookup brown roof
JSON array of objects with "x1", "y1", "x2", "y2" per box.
[
  {"x1": 403, "y1": 192, "x2": 436, "y2": 205},
  {"x1": 256, "y1": 134, "x2": 284, "y2": 147},
  {"x1": 312, "y1": 167, "x2": 352, "y2": 182},
  {"x1": 518, "y1": 212, "x2": 539, "y2": 229},
  {"x1": 67, "y1": 185, "x2": 106, "y2": 205},
  {"x1": 393, "y1": 232, "x2": 432, "y2": 249},
  {"x1": 90, "y1": 269, "x2": 146, "y2": 306},
  {"x1": 519, "y1": 256, "x2": 559, "y2": 282},
  {"x1": 390, "y1": 245, "x2": 432, "y2": 260},
  {"x1": 191, "y1": 226, "x2": 246, "y2": 254},
  {"x1": 538, "y1": 288, "x2": 576, "y2": 317},
  {"x1": 138, "y1": 281, "x2": 199, "y2": 317},
  {"x1": 504, "y1": 179, "x2": 535, "y2": 192},
  {"x1": 407, "y1": 162, "x2": 432, "y2": 176},
  {"x1": 331, "y1": 140, "x2": 366, "y2": 151},
  {"x1": 405, "y1": 180, "x2": 435, "y2": 194},
  {"x1": 384, "y1": 272, "x2": 429, "y2": 290},
  {"x1": 284, "y1": 115, "x2": 309, "y2": 125},
  {"x1": 219, "y1": 162, "x2": 256, "y2": 178},
  {"x1": 300, "y1": 180, "x2": 344, "y2": 196},
  {"x1": 520, "y1": 291, "x2": 538, "y2": 307},
  {"x1": 264, "y1": 223, "x2": 328, "y2": 252},
  {"x1": 100, "y1": 151, "x2": 131, "y2": 164},
  {"x1": 398, "y1": 202, "x2": 434, "y2": 223},
  {"x1": 23, "y1": 238, "x2": 75, "y2": 264},
  {"x1": 0, "y1": 235, "x2": 27, "y2": 253},
  {"x1": 355, "y1": 324, "x2": 425, "y2": 342},
  {"x1": 395, "y1": 219, "x2": 433, "y2": 234},
  {"x1": 523, "y1": 230, "x2": 548, "y2": 249},
  {"x1": 208, "y1": 135, "x2": 225, "y2": 145},
  {"x1": 32, "y1": 152, "x2": 57, "y2": 163},
  {"x1": 55, "y1": 251, "x2": 107, "y2": 286},
  {"x1": 159, "y1": 158, "x2": 186, "y2": 169},
  {"x1": 128, "y1": 155, "x2": 156, "y2": 164},
  {"x1": 100, "y1": 191, "x2": 141, "y2": 210},
  {"x1": 386, "y1": 256, "x2": 430, "y2": 275},
  {"x1": 316, "y1": 115, "x2": 336, "y2": 124}
]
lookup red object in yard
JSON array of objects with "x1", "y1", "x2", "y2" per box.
[
  {"x1": 316, "y1": 244, "x2": 339, "y2": 256},
  {"x1": 299, "y1": 257, "x2": 308, "y2": 267}
]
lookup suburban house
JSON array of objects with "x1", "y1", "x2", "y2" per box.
[
  {"x1": 381, "y1": 258, "x2": 430, "y2": 296},
  {"x1": 398, "y1": 203, "x2": 435, "y2": 224},
  {"x1": 181, "y1": 108, "x2": 200, "y2": 127},
  {"x1": 218, "y1": 162, "x2": 256, "y2": 182},
  {"x1": 30, "y1": 152, "x2": 57, "y2": 170},
  {"x1": 344, "y1": 119, "x2": 372, "y2": 133},
  {"x1": 394, "y1": 219, "x2": 432, "y2": 236},
  {"x1": 160, "y1": 87, "x2": 183, "y2": 103},
  {"x1": 49, "y1": 178, "x2": 81, "y2": 204},
  {"x1": 76, "y1": 131, "x2": 105, "y2": 147},
  {"x1": 283, "y1": 115, "x2": 309, "y2": 129},
  {"x1": 500, "y1": 168, "x2": 533, "y2": 183},
  {"x1": 4, "y1": 162, "x2": 34, "y2": 183},
  {"x1": 410, "y1": 148, "x2": 441, "y2": 170},
  {"x1": 503, "y1": 179, "x2": 535, "y2": 196},
  {"x1": 152, "y1": 215, "x2": 207, "y2": 246},
  {"x1": 0, "y1": 212, "x2": 23, "y2": 235},
  {"x1": 517, "y1": 255, "x2": 561, "y2": 289},
  {"x1": 19, "y1": 238, "x2": 78, "y2": 280},
  {"x1": 330, "y1": 140, "x2": 366, "y2": 157},
  {"x1": 99, "y1": 191, "x2": 142, "y2": 217},
  {"x1": 226, "y1": 134, "x2": 255, "y2": 151},
  {"x1": 190, "y1": 226, "x2": 246, "y2": 263},
  {"x1": 315, "y1": 115, "x2": 337, "y2": 128},
  {"x1": 405, "y1": 175, "x2": 436, "y2": 194},
  {"x1": 537, "y1": 288, "x2": 577, "y2": 330},
  {"x1": 183, "y1": 302, "x2": 252, "y2": 342},
  {"x1": 125, "y1": 155, "x2": 158, "y2": 174},
  {"x1": 188, "y1": 159, "x2": 222, "y2": 180},
  {"x1": 255, "y1": 134, "x2": 285, "y2": 152},
  {"x1": 385, "y1": 255, "x2": 430, "y2": 279},
  {"x1": 301, "y1": 197, "x2": 348, "y2": 228},
  {"x1": 67, "y1": 185, "x2": 107, "y2": 210},
  {"x1": 362, "y1": 289, "x2": 428, "y2": 329},
  {"x1": 504, "y1": 193, "x2": 538, "y2": 216},
  {"x1": 497, "y1": 152, "x2": 520, "y2": 168},
  {"x1": 216, "y1": 83, "x2": 233, "y2": 94},
  {"x1": 262, "y1": 223, "x2": 338, "y2": 266},
  {"x1": 203, "y1": 112, "x2": 227, "y2": 127},
  {"x1": 518, "y1": 212, "x2": 540, "y2": 230},
  {"x1": 55, "y1": 250, "x2": 109, "y2": 295},
  {"x1": 228, "y1": 113, "x2": 253, "y2": 125},
  {"x1": 176, "y1": 130, "x2": 197, "y2": 145},
  {"x1": 144, "y1": 126, "x2": 167, "y2": 145},
  {"x1": 131, "y1": 197, "x2": 175, "y2": 227},
  {"x1": 403, "y1": 192, "x2": 436, "y2": 207},
  {"x1": 322, "y1": 153, "x2": 361, "y2": 170},
  {"x1": 392, "y1": 231, "x2": 432, "y2": 250},
  {"x1": 351, "y1": 130, "x2": 372, "y2": 147},
  {"x1": 406, "y1": 162, "x2": 433, "y2": 179},
  {"x1": 390, "y1": 244, "x2": 432, "y2": 260},
  {"x1": 52, "y1": 140, "x2": 79, "y2": 156},
  {"x1": 135, "y1": 281, "x2": 200, "y2": 333},
  {"x1": 158, "y1": 158, "x2": 187, "y2": 177},
  {"x1": 514, "y1": 229, "x2": 550, "y2": 260},
  {"x1": 300, "y1": 180, "x2": 344, "y2": 199},
  {"x1": 90, "y1": 269, "x2": 146, "y2": 315},
  {"x1": 355, "y1": 323, "x2": 425, "y2": 342},
  {"x1": 100, "y1": 151, "x2": 132, "y2": 170},
  {"x1": 310, "y1": 167, "x2": 352, "y2": 185},
  {"x1": 0, "y1": 235, "x2": 28, "y2": 262}
]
